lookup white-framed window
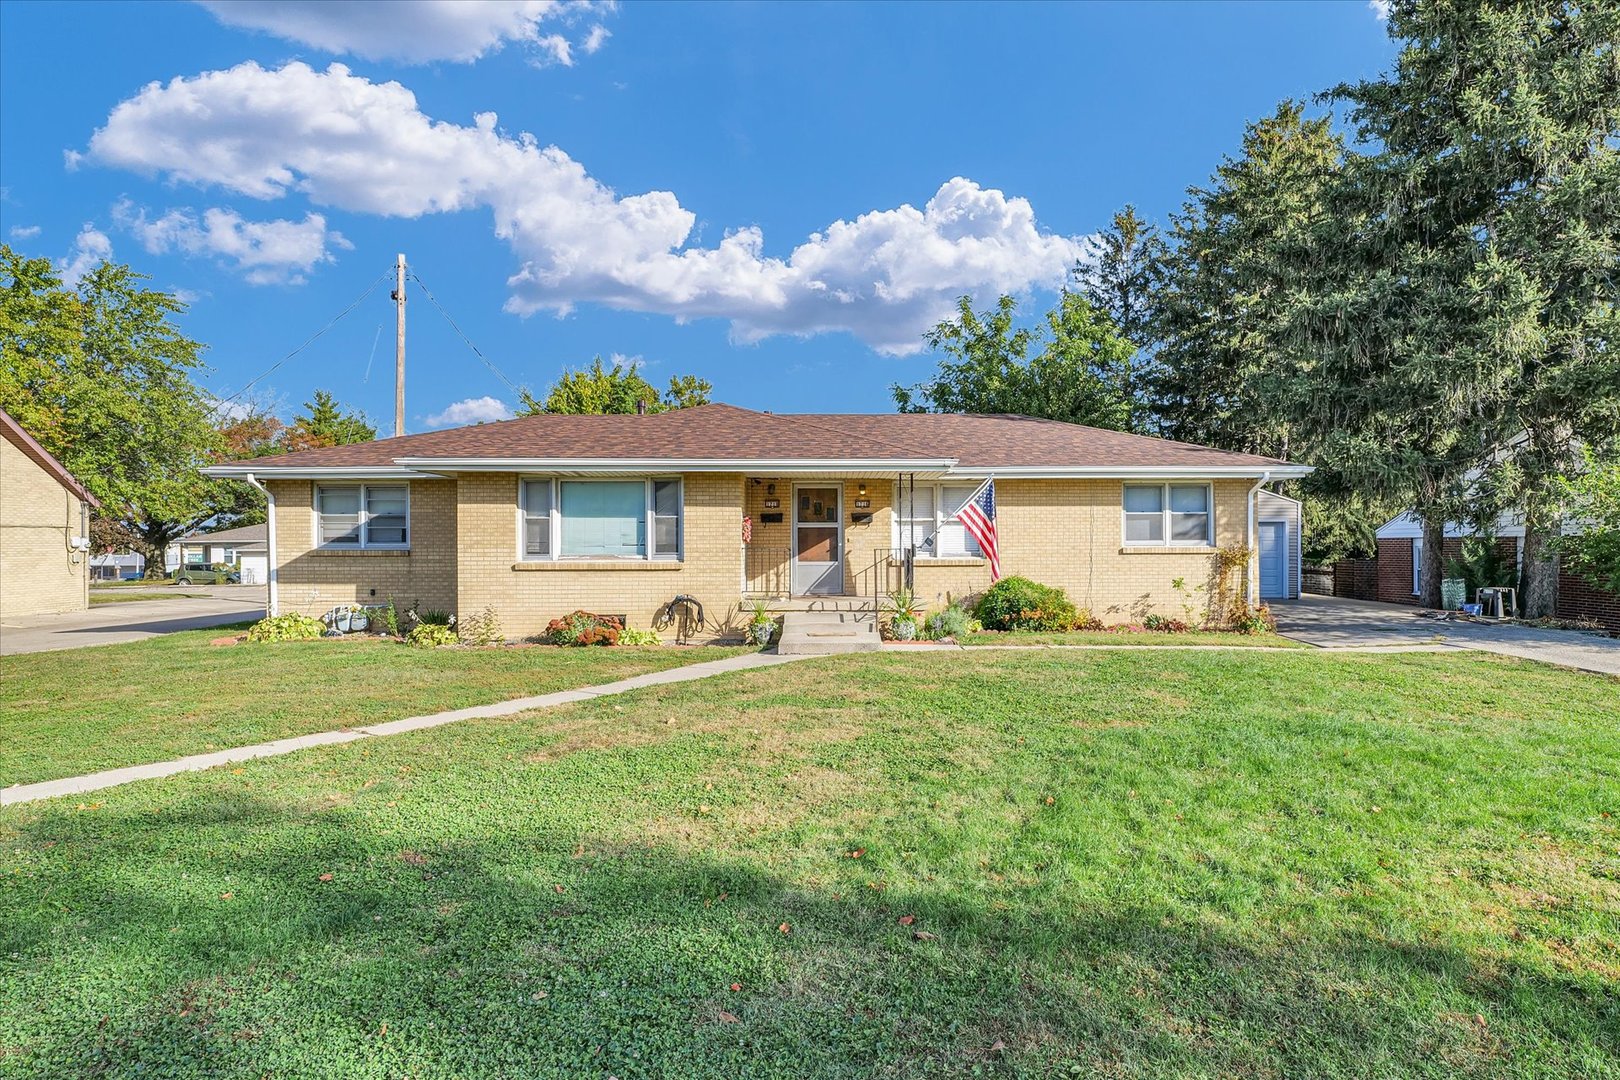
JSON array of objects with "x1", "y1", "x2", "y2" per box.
[
  {"x1": 1122, "y1": 483, "x2": 1212, "y2": 546},
  {"x1": 519, "y1": 477, "x2": 682, "y2": 561},
  {"x1": 315, "y1": 483, "x2": 410, "y2": 549},
  {"x1": 1412, "y1": 536, "x2": 1423, "y2": 595},
  {"x1": 892, "y1": 482, "x2": 983, "y2": 558}
]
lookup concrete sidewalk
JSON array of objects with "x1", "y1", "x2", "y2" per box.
[{"x1": 1, "y1": 650, "x2": 810, "y2": 807}]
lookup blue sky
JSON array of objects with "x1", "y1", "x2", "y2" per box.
[{"x1": 0, "y1": 1, "x2": 1396, "y2": 430}]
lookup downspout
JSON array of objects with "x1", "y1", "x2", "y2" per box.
[
  {"x1": 244, "y1": 473, "x2": 278, "y2": 617},
  {"x1": 1245, "y1": 471, "x2": 1273, "y2": 608}
]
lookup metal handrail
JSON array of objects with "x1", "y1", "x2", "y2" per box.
[{"x1": 741, "y1": 544, "x2": 794, "y2": 597}]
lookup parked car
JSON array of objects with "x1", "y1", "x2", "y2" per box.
[{"x1": 172, "y1": 564, "x2": 240, "y2": 585}]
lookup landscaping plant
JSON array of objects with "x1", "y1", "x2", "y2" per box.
[
  {"x1": 404, "y1": 623, "x2": 458, "y2": 649},
  {"x1": 542, "y1": 611, "x2": 623, "y2": 647},
  {"x1": 458, "y1": 605, "x2": 504, "y2": 647},
  {"x1": 243, "y1": 612, "x2": 325, "y2": 643},
  {"x1": 746, "y1": 600, "x2": 776, "y2": 646},
  {"x1": 972, "y1": 575, "x2": 1079, "y2": 632},
  {"x1": 618, "y1": 627, "x2": 662, "y2": 646},
  {"x1": 885, "y1": 587, "x2": 923, "y2": 640}
]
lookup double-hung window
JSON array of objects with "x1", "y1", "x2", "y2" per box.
[
  {"x1": 892, "y1": 482, "x2": 983, "y2": 558},
  {"x1": 315, "y1": 484, "x2": 410, "y2": 549},
  {"x1": 1123, "y1": 483, "x2": 1211, "y2": 546},
  {"x1": 520, "y1": 478, "x2": 681, "y2": 561}
]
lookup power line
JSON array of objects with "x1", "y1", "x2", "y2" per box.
[
  {"x1": 409, "y1": 270, "x2": 523, "y2": 396},
  {"x1": 214, "y1": 266, "x2": 394, "y2": 408}
]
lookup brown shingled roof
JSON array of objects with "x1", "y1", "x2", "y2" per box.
[
  {"x1": 209, "y1": 402, "x2": 1295, "y2": 472},
  {"x1": 0, "y1": 408, "x2": 100, "y2": 506}
]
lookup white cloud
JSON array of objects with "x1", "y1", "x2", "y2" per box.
[
  {"x1": 83, "y1": 61, "x2": 1088, "y2": 354},
  {"x1": 58, "y1": 224, "x2": 112, "y2": 288},
  {"x1": 581, "y1": 24, "x2": 610, "y2": 54},
  {"x1": 9, "y1": 224, "x2": 42, "y2": 240},
  {"x1": 194, "y1": 0, "x2": 614, "y2": 66},
  {"x1": 424, "y1": 395, "x2": 515, "y2": 427},
  {"x1": 113, "y1": 200, "x2": 349, "y2": 285},
  {"x1": 1368, "y1": 0, "x2": 1391, "y2": 20}
]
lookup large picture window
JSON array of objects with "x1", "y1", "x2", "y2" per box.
[
  {"x1": 519, "y1": 478, "x2": 682, "y2": 561},
  {"x1": 1122, "y1": 483, "x2": 1211, "y2": 547},
  {"x1": 892, "y1": 482, "x2": 984, "y2": 558},
  {"x1": 315, "y1": 484, "x2": 410, "y2": 549}
]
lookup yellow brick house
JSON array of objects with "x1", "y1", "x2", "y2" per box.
[
  {"x1": 203, "y1": 404, "x2": 1310, "y2": 638},
  {"x1": 1, "y1": 408, "x2": 99, "y2": 620}
]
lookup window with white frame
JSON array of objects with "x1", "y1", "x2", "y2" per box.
[
  {"x1": 1122, "y1": 483, "x2": 1212, "y2": 546},
  {"x1": 892, "y1": 482, "x2": 983, "y2": 558},
  {"x1": 1411, "y1": 536, "x2": 1423, "y2": 595},
  {"x1": 520, "y1": 478, "x2": 681, "y2": 561},
  {"x1": 315, "y1": 484, "x2": 410, "y2": 549}
]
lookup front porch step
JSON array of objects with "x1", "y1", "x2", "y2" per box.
[
  {"x1": 753, "y1": 596, "x2": 879, "y2": 615},
  {"x1": 776, "y1": 611, "x2": 883, "y2": 655}
]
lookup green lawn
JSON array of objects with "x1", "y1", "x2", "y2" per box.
[
  {"x1": 0, "y1": 628, "x2": 747, "y2": 786},
  {"x1": 2, "y1": 650, "x2": 1615, "y2": 1078},
  {"x1": 964, "y1": 628, "x2": 1306, "y2": 647}
]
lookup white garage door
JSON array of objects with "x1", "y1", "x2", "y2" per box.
[{"x1": 238, "y1": 555, "x2": 269, "y2": 585}]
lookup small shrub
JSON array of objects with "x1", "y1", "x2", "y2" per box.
[
  {"x1": 405, "y1": 623, "x2": 458, "y2": 649},
  {"x1": 1073, "y1": 608, "x2": 1103, "y2": 631},
  {"x1": 619, "y1": 627, "x2": 662, "y2": 646},
  {"x1": 417, "y1": 609, "x2": 453, "y2": 627},
  {"x1": 245, "y1": 613, "x2": 325, "y2": 643},
  {"x1": 973, "y1": 576, "x2": 1078, "y2": 632},
  {"x1": 1231, "y1": 603, "x2": 1277, "y2": 635},
  {"x1": 458, "y1": 605, "x2": 504, "y2": 646},
  {"x1": 925, "y1": 604, "x2": 973, "y2": 641},
  {"x1": 1142, "y1": 614, "x2": 1191, "y2": 633},
  {"x1": 372, "y1": 602, "x2": 400, "y2": 637},
  {"x1": 542, "y1": 611, "x2": 623, "y2": 646}
]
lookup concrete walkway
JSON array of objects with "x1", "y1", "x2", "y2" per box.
[
  {"x1": 1, "y1": 651, "x2": 810, "y2": 807},
  {"x1": 1, "y1": 585, "x2": 265, "y2": 655},
  {"x1": 1272, "y1": 594, "x2": 1620, "y2": 676}
]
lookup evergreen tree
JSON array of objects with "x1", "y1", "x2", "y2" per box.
[
  {"x1": 1310, "y1": 0, "x2": 1620, "y2": 612},
  {"x1": 281, "y1": 390, "x2": 376, "y2": 451},
  {"x1": 1070, "y1": 205, "x2": 1164, "y2": 432}
]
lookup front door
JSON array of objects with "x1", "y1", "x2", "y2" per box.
[
  {"x1": 793, "y1": 485, "x2": 843, "y2": 595},
  {"x1": 1258, "y1": 520, "x2": 1286, "y2": 599}
]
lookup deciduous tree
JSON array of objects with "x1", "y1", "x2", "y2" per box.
[{"x1": 518, "y1": 357, "x2": 712, "y2": 415}]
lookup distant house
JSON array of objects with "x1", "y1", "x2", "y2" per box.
[
  {"x1": 203, "y1": 403, "x2": 1311, "y2": 638},
  {"x1": 89, "y1": 552, "x2": 145, "y2": 581},
  {"x1": 1332, "y1": 510, "x2": 1619, "y2": 632},
  {"x1": 0, "y1": 408, "x2": 99, "y2": 619},
  {"x1": 169, "y1": 523, "x2": 269, "y2": 584}
]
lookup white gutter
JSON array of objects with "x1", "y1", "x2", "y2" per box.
[
  {"x1": 206, "y1": 460, "x2": 1312, "y2": 481},
  {"x1": 203, "y1": 465, "x2": 433, "y2": 481},
  {"x1": 1246, "y1": 470, "x2": 1273, "y2": 607},
  {"x1": 391, "y1": 456, "x2": 960, "y2": 473},
  {"x1": 949, "y1": 464, "x2": 1313, "y2": 480},
  {"x1": 243, "y1": 473, "x2": 277, "y2": 618}
]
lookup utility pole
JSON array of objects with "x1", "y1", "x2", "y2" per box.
[{"x1": 393, "y1": 252, "x2": 406, "y2": 437}]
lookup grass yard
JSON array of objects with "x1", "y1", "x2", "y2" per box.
[
  {"x1": 0, "y1": 628, "x2": 747, "y2": 786},
  {"x1": 963, "y1": 628, "x2": 1306, "y2": 648},
  {"x1": 1, "y1": 649, "x2": 1615, "y2": 1078}
]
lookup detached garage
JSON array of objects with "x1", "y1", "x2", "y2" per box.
[{"x1": 1255, "y1": 489, "x2": 1302, "y2": 601}]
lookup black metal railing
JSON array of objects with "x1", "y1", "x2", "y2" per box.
[
  {"x1": 741, "y1": 545, "x2": 793, "y2": 597},
  {"x1": 854, "y1": 546, "x2": 914, "y2": 602}
]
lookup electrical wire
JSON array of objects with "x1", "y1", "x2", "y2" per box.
[
  {"x1": 409, "y1": 270, "x2": 523, "y2": 395},
  {"x1": 213, "y1": 266, "x2": 394, "y2": 408}
]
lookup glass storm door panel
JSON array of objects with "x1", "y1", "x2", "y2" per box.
[
  {"x1": 792, "y1": 485, "x2": 843, "y2": 595},
  {"x1": 1258, "y1": 520, "x2": 1286, "y2": 599}
]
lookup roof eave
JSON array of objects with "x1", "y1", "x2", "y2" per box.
[{"x1": 947, "y1": 464, "x2": 1314, "y2": 480}]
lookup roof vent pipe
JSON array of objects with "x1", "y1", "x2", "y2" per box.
[{"x1": 636, "y1": 399, "x2": 647, "y2": 415}]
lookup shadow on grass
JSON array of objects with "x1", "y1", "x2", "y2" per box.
[{"x1": 4, "y1": 796, "x2": 1615, "y2": 1080}]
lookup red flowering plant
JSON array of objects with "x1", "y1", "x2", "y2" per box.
[{"x1": 541, "y1": 611, "x2": 624, "y2": 646}]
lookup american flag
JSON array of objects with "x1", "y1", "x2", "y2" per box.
[{"x1": 954, "y1": 478, "x2": 1001, "y2": 580}]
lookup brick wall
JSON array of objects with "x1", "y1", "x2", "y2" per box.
[
  {"x1": 1330, "y1": 558, "x2": 1378, "y2": 600},
  {"x1": 267, "y1": 473, "x2": 1266, "y2": 638},
  {"x1": 0, "y1": 434, "x2": 89, "y2": 619},
  {"x1": 1376, "y1": 536, "x2": 1520, "y2": 607},
  {"x1": 1556, "y1": 567, "x2": 1620, "y2": 633}
]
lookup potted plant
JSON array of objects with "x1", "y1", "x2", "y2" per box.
[
  {"x1": 747, "y1": 600, "x2": 776, "y2": 645},
  {"x1": 350, "y1": 607, "x2": 370, "y2": 633},
  {"x1": 886, "y1": 587, "x2": 922, "y2": 641}
]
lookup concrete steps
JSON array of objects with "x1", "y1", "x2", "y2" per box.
[{"x1": 776, "y1": 610, "x2": 883, "y2": 655}]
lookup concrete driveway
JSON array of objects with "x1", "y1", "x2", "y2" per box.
[
  {"x1": 1272, "y1": 594, "x2": 1620, "y2": 677},
  {"x1": 1, "y1": 585, "x2": 265, "y2": 655}
]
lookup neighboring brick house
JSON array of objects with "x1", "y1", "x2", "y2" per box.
[
  {"x1": 0, "y1": 408, "x2": 99, "y2": 620},
  {"x1": 203, "y1": 404, "x2": 1311, "y2": 639},
  {"x1": 1357, "y1": 511, "x2": 1620, "y2": 632}
]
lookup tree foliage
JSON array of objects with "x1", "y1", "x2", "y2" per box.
[
  {"x1": 518, "y1": 357, "x2": 712, "y2": 415},
  {"x1": 1555, "y1": 448, "x2": 1620, "y2": 595},
  {"x1": 892, "y1": 293, "x2": 1135, "y2": 431},
  {"x1": 281, "y1": 390, "x2": 376, "y2": 452},
  {"x1": 0, "y1": 245, "x2": 222, "y2": 565},
  {"x1": 1070, "y1": 206, "x2": 1164, "y2": 433}
]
